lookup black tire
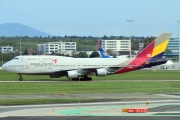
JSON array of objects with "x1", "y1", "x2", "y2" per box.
[
  {"x1": 19, "y1": 78, "x2": 23, "y2": 81},
  {"x1": 88, "y1": 77, "x2": 92, "y2": 81},
  {"x1": 72, "y1": 78, "x2": 79, "y2": 81}
]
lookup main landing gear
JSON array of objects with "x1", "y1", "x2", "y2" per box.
[
  {"x1": 19, "y1": 74, "x2": 23, "y2": 81},
  {"x1": 72, "y1": 75, "x2": 92, "y2": 81}
]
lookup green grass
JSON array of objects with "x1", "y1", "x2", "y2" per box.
[
  {"x1": 0, "y1": 70, "x2": 180, "y2": 94},
  {"x1": 0, "y1": 81, "x2": 180, "y2": 95},
  {"x1": 1, "y1": 69, "x2": 180, "y2": 81},
  {"x1": 0, "y1": 98, "x2": 90, "y2": 105},
  {"x1": 1, "y1": 69, "x2": 180, "y2": 94},
  {"x1": 1, "y1": 69, "x2": 180, "y2": 105}
]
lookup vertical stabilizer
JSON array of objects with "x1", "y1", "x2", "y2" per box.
[
  {"x1": 115, "y1": 33, "x2": 171, "y2": 74},
  {"x1": 99, "y1": 47, "x2": 111, "y2": 58}
]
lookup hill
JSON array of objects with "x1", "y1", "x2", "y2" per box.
[{"x1": 0, "y1": 23, "x2": 52, "y2": 37}]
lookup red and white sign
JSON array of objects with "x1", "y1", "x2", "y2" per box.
[{"x1": 127, "y1": 108, "x2": 148, "y2": 113}]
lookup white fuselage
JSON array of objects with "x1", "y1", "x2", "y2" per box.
[{"x1": 2, "y1": 55, "x2": 129, "y2": 75}]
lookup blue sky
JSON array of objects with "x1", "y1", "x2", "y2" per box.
[{"x1": 0, "y1": 0, "x2": 180, "y2": 37}]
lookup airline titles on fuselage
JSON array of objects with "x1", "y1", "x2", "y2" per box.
[{"x1": 30, "y1": 63, "x2": 53, "y2": 66}]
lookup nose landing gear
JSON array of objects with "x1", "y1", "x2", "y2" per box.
[{"x1": 19, "y1": 74, "x2": 23, "y2": 81}]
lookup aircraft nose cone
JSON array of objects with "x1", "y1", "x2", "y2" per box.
[{"x1": 2, "y1": 63, "x2": 7, "y2": 70}]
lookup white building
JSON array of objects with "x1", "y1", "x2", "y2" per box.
[
  {"x1": 101, "y1": 39, "x2": 131, "y2": 52},
  {"x1": 37, "y1": 41, "x2": 76, "y2": 55},
  {"x1": 0, "y1": 46, "x2": 13, "y2": 53},
  {"x1": 98, "y1": 40, "x2": 131, "y2": 56}
]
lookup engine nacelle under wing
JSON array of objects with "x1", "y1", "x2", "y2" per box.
[
  {"x1": 67, "y1": 71, "x2": 79, "y2": 78},
  {"x1": 95, "y1": 68, "x2": 107, "y2": 76}
]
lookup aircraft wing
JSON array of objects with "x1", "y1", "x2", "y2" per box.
[
  {"x1": 52, "y1": 67, "x2": 104, "y2": 73},
  {"x1": 51, "y1": 58, "x2": 168, "y2": 75},
  {"x1": 51, "y1": 65, "x2": 139, "y2": 75}
]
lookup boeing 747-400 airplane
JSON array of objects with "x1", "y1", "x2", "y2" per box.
[{"x1": 2, "y1": 33, "x2": 171, "y2": 81}]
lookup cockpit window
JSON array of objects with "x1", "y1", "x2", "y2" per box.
[{"x1": 13, "y1": 57, "x2": 18, "y2": 60}]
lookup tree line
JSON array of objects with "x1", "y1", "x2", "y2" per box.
[
  {"x1": 0, "y1": 35, "x2": 157, "y2": 51},
  {"x1": 0, "y1": 35, "x2": 167, "y2": 65}
]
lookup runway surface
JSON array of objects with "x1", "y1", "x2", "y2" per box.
[{"x1": 1, "y1": 100, "x2": 180, "y2": 120}]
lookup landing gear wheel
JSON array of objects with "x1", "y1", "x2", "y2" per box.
[
  {"x1": 80, "y1": 78, "x2": 84, "y2": 81},
  {"x1": 72, "y1": 78, "x2": 79, "y2": 81},
  {"x1": 19, "y1": 78, "x2": 23, "y2": 81},
  {"x1": 71, "y1": 76, "x2": 92, "y2": 81},
  {"x1": 81, "y1": 76, "x2": 92, "y2": 81},
  {"x1": 19, "y1": 74, "x2": 23, "y2": 81},
  {"x1": 88, "y1": 77, "x2": 92, "y2": 81}
]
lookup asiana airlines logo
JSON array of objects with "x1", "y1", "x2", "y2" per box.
[
  {"x1": 52, "y1": 59, "x2": 57, "y2": 64},
  {"x1": 147, "y1": 54, "x2": 151, "y2": 58}
]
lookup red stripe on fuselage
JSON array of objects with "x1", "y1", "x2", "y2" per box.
[{"x1": 115, "y1": 41, "x2": 155, "y2": 74}]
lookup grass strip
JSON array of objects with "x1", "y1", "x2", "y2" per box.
[
  {"x1": 1, "y1": 69, "x2": 180, "y2": 81},
  {"x1": 0, "y1": 98, "x2": 91, "y2": 105},
  {"x1": 0, "y1": 81, "x2": 180, "y2": 94}
]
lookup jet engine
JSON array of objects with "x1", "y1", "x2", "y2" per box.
[
  {"x1": 67, "y1": 71, "x2": 79, "y2": 78},
  {"x1": 95, "y1": 68, "x2": 107, "y2": 76}
]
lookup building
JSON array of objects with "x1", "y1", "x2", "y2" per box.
[
  {"x1": 99, "y1": 39, "x2": 131, "y2": 55},
  {"x1": 166, "y1": 39, "x2": 179, "y2": 56},
  {"x1": 37, "y1": 41, "x2": 76, "y2": 55},
  {"x1": 0, "y1": 46, "x2": 13, "y2": 53},
  {"x1": 163, "y1": 38, "x2": 179, "y2": 62}
]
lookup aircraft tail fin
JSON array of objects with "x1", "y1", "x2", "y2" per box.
[
  {"x1": 114, "y1": 33, "x2": 171, "y2": 74},
  {"x1": 99, "y1": 47, "x2": 111, "y2": 58},
  {"x1": 137, "y1": 33, "x2": 171, "y2": 60}
]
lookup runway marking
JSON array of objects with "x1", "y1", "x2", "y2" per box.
[
  {"x1": 56, "y1": 104, "x2": 180, "y2": 116},
  {"x1": 156, "y1": 94, "x2": 180, "y2": 98},
  {"x1": 1, "y1": 100, "x2": 180, "y2": 117}
]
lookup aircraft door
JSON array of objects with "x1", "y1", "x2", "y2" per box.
[
  {"x1": 38, "y1": 58, "x2": 45, "y2": 72},
  {"x1": 20, "y1": 57, "x2": 29, "y2": 70},
  {"x1": 39, "y1": 58, "x2": 43, "y2": 62},
  {"x1": 48, "y1": 63, "x2": 53, "y2": 72},
  {"x1": 77, "y1": 63, "x2": 81, "y2": 69}
]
